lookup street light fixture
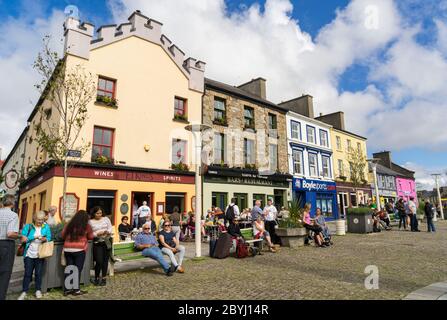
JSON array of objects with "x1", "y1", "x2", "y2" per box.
[
  {"x1": 368, "y1": 158, "x2": 382, "y2": 211},
  {"x1": 431, "y1": 173, "x2": 444, "y2": 221},
  {"x1": 185, "y1": 124, "x2": 212, "y2": 258}
]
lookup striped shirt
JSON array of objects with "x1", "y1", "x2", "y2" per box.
[{"x1": 0, "y1": 208, "x2": 19, "y2": 240}]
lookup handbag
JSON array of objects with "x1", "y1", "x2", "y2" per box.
[
  {"x1": 16, "y1": 224, "x2": 32, "y2": 257},
  {"x1": 38, "y1": 241, "x2": 54, "y2": 259}
]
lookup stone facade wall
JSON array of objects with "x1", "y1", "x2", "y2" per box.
[{"x1": 203, "y1": 88, "x2": 288, "y2": 173}]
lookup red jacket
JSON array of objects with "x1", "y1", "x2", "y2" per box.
[{"x1": 62, "y1": 224, "x2": 94, "y2": 251}]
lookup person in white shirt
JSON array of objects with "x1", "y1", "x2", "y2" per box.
[
  {"x1": 263, "y1": 198, "x2": 279, "y2": 245},
  {"x1": 408, "y1": 197, "x2": 420, "y2": 232},
  {"x1": 46, "y1": 205, "x2": 58, "y2": 226},
  {"x1": 137, "y1": 201, "x2": 151, "y2": 229}
]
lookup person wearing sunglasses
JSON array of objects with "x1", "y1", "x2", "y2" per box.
[
  {"x1": 159, "y1": 222, "x2": 186, "y2": 273},
  {"x1": 134, "y1": 223, "x2": 175, "y2": 276}
]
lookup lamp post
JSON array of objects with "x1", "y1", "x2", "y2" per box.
[
  {"x1": 431, "y1": 174, "x2": 444, "y2": 221},
  {"x1": 368, "y1": 158, "x2": 381, "y2": 211},
  {"x1": 185, "y1": 124, "x2": 211, "y2": 258}
]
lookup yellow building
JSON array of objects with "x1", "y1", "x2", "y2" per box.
[
  {"x1": 17, "y1": 11, "x2": 205, "y2": 235},
  {"x1": 315, "y1": 112, "x2": 372, "y2": 216}
]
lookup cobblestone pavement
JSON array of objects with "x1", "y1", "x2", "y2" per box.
[{"x1": 8, "y1": 221, "x2": 447, "y2": 300}]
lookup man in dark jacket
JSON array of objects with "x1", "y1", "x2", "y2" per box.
[
  {"x1": 396, "y1": 198, "x2": 407, "y2": 230},
  {"x1": 424, "y1": 201, "x2": 436, "y2": 233}
]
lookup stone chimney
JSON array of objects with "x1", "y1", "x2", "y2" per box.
[
  {"x1": 278, "y1": 95, "x2": 314, "y2": 118},
  {"x1": 237, "y1": 78, "x2": 267, "y2": 99},
  {"x1": 63, "y1": 17, "x2": 94, "y2": 60},
  {"x1": 373, "y1": 151, "x2": 393, "y2": 169},
  {"x1": 315, "y1": 111, "x2": 345, "y2": 130}
]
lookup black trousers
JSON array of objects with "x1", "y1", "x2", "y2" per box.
[
  {"x1": 93, "y1": 242, "x2": 109, "y2": 279},
  {"x1": 265, "y1": 221, "x2": 279, "y2": 244},
  {"x1": 64, "y1": 251, "x2": 86, "y2": 291},
  {"x1": 0, "y1": 240, "x2": 15, "y2": 300}
]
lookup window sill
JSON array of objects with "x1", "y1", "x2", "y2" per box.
[
  {"x1": 173, "y1": 118, "x2": 190, "y2": 124},
  {"x1": 243, "y1": 127, "x2": 257, "y2": 133},
  {"x1": 213, "y1": 120, "x2": 228, "y2": 127},
  {"x1": 95, "y1": 101, "x2": 118, "y2": 109}
]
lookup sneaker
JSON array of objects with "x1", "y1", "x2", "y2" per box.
[
  {"x1": 169, "y1": 265, "x2": 176, "y2": 274},
  {"x1": 177, "y1": 266, "x2": 185, "y2": 273},
  {"x1": 72, "y1": 290, "x2": 88, "y2": 296},
  {"x1": 17, "y1": 292, "x2": 27, "y2": 300},
  {"x1": 110, "y1": 256, "x2": 122, "y2": 263},
  {"x1": 35, "y1": 290, "x2": 43, "y2": 299}
]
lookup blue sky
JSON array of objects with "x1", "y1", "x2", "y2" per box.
[{"x1": 1, "y1": 0, "x2": 446, "y2": 188}]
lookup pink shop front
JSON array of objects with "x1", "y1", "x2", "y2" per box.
[{"x1": 396, "y1": 177, "x2": 418, "y2": 204}]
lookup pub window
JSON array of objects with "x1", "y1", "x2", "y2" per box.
[
  {"x1": 213, "y1": 97, "x2": 226, "y2": 122},
  {"x1": 166, "y1": 192, "x2": 185, "y2": 214},
  {"x1": 244, "y1": 106, "x2": 255, "y2": 129},
  {"x1": 253, "y1": 194, "x2": 266, "y2": 207},
  {"x1": 233, "y1": 193, "x2": 248, "y2": 211},
  {"x1": 92, "y1": 126, "x2": 114, "y2": 161},
  {"x1": 172, "y1": 139, "x2": 187, "y2": 165},
  {"x1": 97, "y1": 77, "x2": 116, "y2": 98},
  {"x1": 174, "y1": 97, "x2": 187, "y2": 118},
  {"x1": 212, "y1": 192, "x2": 228, "y2": 211},
  {"x1": 87, "y1": 190, "x2": 116, "y2": 225},
  {"x1": 213, "y1": 133, "x2": 225, "y2": 164}
]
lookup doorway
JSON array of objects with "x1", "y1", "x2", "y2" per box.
[
  {"x1": 20, "y1": 199, "x2": 28, "y2": 229},
  {"x1": 274, "y1": 189, "x2": 285, "y2": 211},
  {"x1": 87, "y1": 190, "x2": 117, "y2": 225},
  {"x1": 132, "y1": 192, "x2": 154, "y2": 218}
]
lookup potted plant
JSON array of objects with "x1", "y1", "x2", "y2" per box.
[
  {"x1": 171, "y1": 162, "x2": 190, "y2": 171},
  {"x1": 276, "y1": 200, "x2": 307, "y2": 248},
  {"x1": 96, "y1": 95, "x2": 118, "y2": 107},
  {"x1": 346, "y1": 207, "x2": 374, "y2": 234},
  {"x1": 174, "y1": 113, "x2": 188, "y2": 122},
  {"x1": 92, "y1": 155, "x2": 114, "y2": 165}
]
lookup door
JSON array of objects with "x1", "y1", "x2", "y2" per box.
[
  {"x1": 274, "y1": 189, "x2": 285, "y2": 211},
  {"x1": 233, "y1": 193, "x2": 247, "y2": 211}
]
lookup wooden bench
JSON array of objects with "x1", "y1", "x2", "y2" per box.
[
  {"x1": 240, "y1": 228, "x2": 264, "y2": 251},
  {"x1": 109, "y1": 241, "x2": 146, "y2": 276}
]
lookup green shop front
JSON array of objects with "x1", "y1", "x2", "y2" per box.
[{"x1": 203, "y1": 166, "x2": 292, "y2": 215}]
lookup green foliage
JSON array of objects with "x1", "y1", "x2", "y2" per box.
[
  {"x1": 417, "y1": 201, "x2": 426, "y2": 216},
  {"x1": 244, "y1": 164, "x2": 257, "y2": 170},
  {"x1": 346, "y1": 207, "x2": 373, "y2": 215},
  {"x1": 213, "y1": 117, "x2": 227, "y2": 126},
  {"x1": 50, "y1": 222, "x2": 65, "y2": 242},
  {"x1": 346, "y1": 146, "x2": 367, "y2": 187},
  {"x1": 92, "y1": 155, "x2": 114, "y2": 165},
  {"x1": 174, "y1": 113, "x2": 188, "y2": 121},
  {"x1": 171, "y1": 162, "x2": 190, "y2": 171},
  {"x1": 278, "y1": 200, "x2": 304, "y2": 228},
  {"x1": 96, "y1": 95, "x2": 118, "y2": 107}
]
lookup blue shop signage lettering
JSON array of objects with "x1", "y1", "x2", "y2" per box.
[{"x1": 293, "y1": 178, "x2": 336, "y2": 192}]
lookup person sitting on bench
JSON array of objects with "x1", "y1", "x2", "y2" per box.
[
  {"x1": 302, "y1": 203, "x2": 326, "y2": 247},
  {"x1": 315, "y1": 208, "x2": 331, "y2": 242},
  {"x1": 159, "y1": 221, "x2": 185, "y2": 273},
  {"x1": 253, "y1": 215, "x2": 277, "y2": 253},
  {"x1": 134, "y1": 223, "x2": 175, "y2": 277}
]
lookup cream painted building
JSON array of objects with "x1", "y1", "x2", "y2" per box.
[
  {"x1": 15, "y1": 11, "x2": 206, "y2": 232},
  {"x1": 315, "y1": 112, "x2": 372, "y2": 216}
]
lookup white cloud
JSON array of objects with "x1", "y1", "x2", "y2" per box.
[
  {"x1": 0, "y1": 8, "x2": 65, "y2": 158},
  {"x1": 403, "y1": 162, "x2": 447, "y2": 191}
]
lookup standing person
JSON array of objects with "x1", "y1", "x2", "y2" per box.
[
  {"x1": 17, "y1": 211, "x2": 52, "y2": 300},
  {"x1": 251, "y1": 200, "x2": 263, "y2": 222},
  {"x1": 61, "y1": 210, "x2": 94, "y2": 296},
  {"x1": 0, "y1": 195, "x2": 19, "y2": 300},
  {"x1": 118, "y1": 216, "x2": 133, "y2": 241},
  {"x1": 46, "y1": 205, "x2": 58, "y2": 227},
  {"x1": 224, "y1": 198, "x2": 240, "y2": 226},
  {"x1": 396, "y1": 198, "x2": 407, "y2": 230},
  {"x1": 89, "y1": 206, "x2": 113, "y2": 286},
  {"x1": 263, "y1": 198, "x2": 279, "y2": 245},
  {"x1": 170, "y1": 206, "x2": 181, "y2": 242},
  {"x1": 408, "y1": 197, "x2": 420, "y2": 232},
  {"x1": 136, "y1": 201, "x2": 151, "y2": 229},
  {"x1": 159, "y1": 220, "x2": 186, "y2": 273},
  {"x1": 132, "y1": 199, "x2": 139, "y2": 229},
  {"x1": 424, "y1": 201, "x2": 436, "y2": 233}
]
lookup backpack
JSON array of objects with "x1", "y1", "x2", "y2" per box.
[
  {"x1": 225, "y1": 205, "x2": 236, "y2": 222},
  {"x1": 236, "y1": 239, "x2": 249, "y2": 259}
]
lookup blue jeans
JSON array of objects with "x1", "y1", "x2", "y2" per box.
[
  {"x1": 142, "y1": 247, "x2": 170, "y2": 273},
  {"x1": 23, "y1": 257, "x2": 44, "y2": 292},
  {"x1": 427, "y1": 217, "x2": 436, "y2": 232}
]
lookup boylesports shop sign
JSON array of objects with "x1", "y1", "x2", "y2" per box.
[{"x1": 293, "y1": 178, "x2": 336, "y2": 192}]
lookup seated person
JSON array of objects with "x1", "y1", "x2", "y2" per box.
[
  {"x1": 378, "y1": 210, "x2": 391, "y2": 229},
  {"x1": 134, "y1": 223, "x2": 175, "y2": 277},
  {"x1": 315, "y1": 208, "x2": 331, "y2": 241},
  {"x1": 159, "y1": 221, "x2": 186, "y2": 273},
  {"x1": 302, "y1": 204, "x2": 326, "y2": 247},
  {"x1": 228, "y1": 217, "x2": 243, "y2": 239},
  {"x1": 213, "y1": 207, "x2": 225, "y2": 222},
  {"x1": 253, "y1": 215, "x2": 277, "y2": 253},
  {"x1": 118, "y1": 216, "x2": 133, "y2": 241}
]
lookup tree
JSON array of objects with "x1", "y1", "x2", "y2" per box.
[
  {"x1": 346, "y1": 146, "x2": 367, "y2": 187},
  {"x1": 33, "y1": 36, "x2": 96, "y2": 221}
]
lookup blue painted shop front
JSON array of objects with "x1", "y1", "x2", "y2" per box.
[{"x1": 292, "y1": 178, "x2": 339, "y2": 220}]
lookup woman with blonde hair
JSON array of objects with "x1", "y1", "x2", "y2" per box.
[{"x1": 18, "y1": 211, "x2": 52, "y2": 300}]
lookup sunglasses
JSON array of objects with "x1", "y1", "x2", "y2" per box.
[
  {"x1": 164, "y1": 224, "x2": 171, "y2": 227},
  {"x1": 143, "y1": 227, "x2": 150, "y2": 230}
]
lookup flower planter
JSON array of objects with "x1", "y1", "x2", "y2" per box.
[
  {"x1": 40, "y1": 241, "x2": 93, "y2": 293},
  {"x1": 276, "y1": 227, "x2": 307, "y2": 248}
]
